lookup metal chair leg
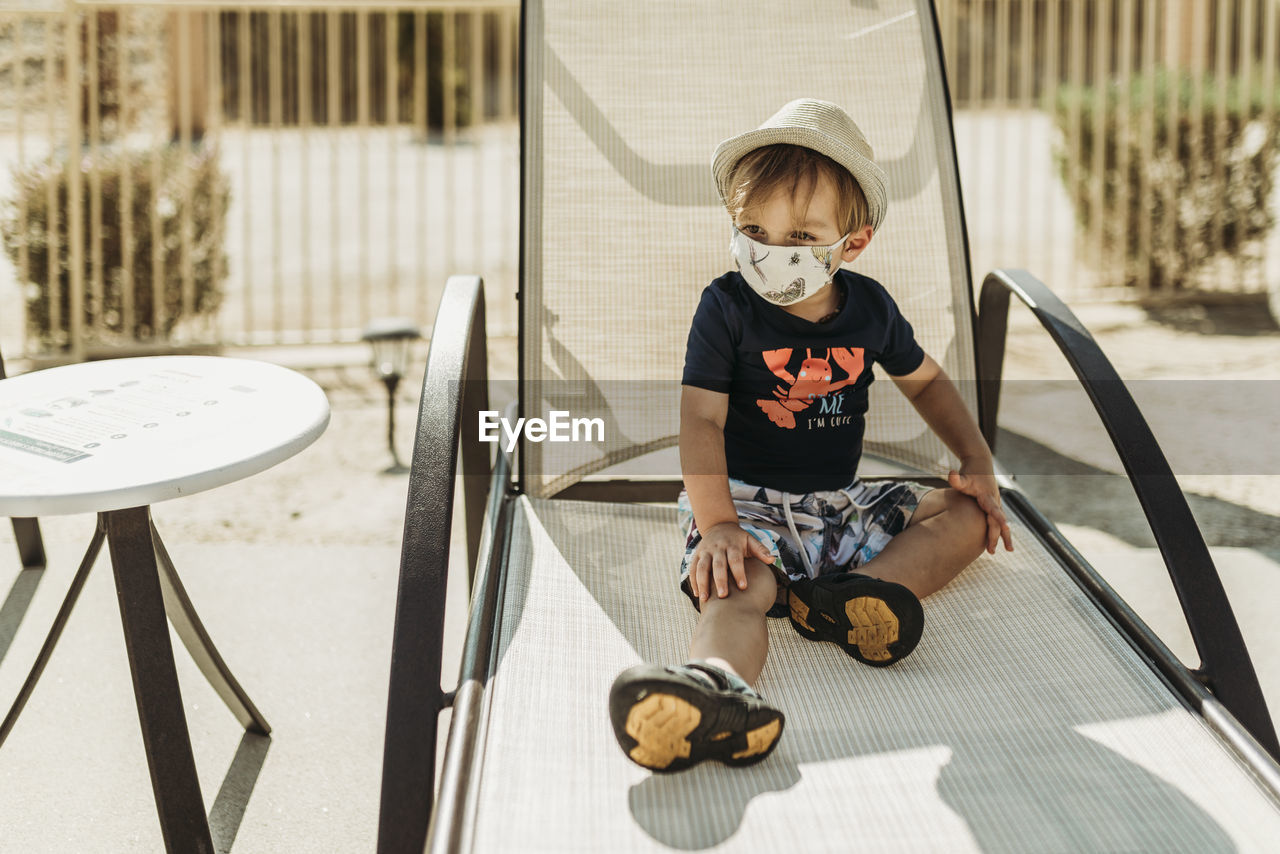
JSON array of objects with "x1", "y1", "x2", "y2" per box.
[
  {"x1": 106, "y1": 506, "x2": 215, "y2": 854},
  {"x1": 0, "y1": 516, "x2": 106, "y2": 749},
  {"x1": 11, "y1": 518, "x2": 46, "y2": 570},
  {"x1": 149, "y1": 519, "x2": 270, "y2": 735}
]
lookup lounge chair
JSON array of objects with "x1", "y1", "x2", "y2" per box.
[{"x1": 377, "y1": 2, "x2": 1280, "y2": 851}]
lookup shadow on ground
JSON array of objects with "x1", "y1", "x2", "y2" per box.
[
  {"x1": 1140, "y1": 295, "x2": 1280, "y2": 337},
  {"x1": 996, "y1": 427, "x2": 1280, "y2": 555},
  {"x1": 0, "y1": 530, "x2": 270, "y2": 854}
]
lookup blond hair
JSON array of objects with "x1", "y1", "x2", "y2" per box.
[{"x1": 725, "y1": 144, "x2": 870, "y2": 234}]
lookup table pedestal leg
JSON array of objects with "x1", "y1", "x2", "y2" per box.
[
  {"x1": 150, "y1": 520, "x2": 271, "y2": 734},
  {"x1": 106, "y1": 506, "x2": 215, "y2": 854},
  {"x1": 10, "y1": 517, "x2": 46, "y2": 570},
  {"x1": 0, "y1": 516, "x2": 106, "y2": 749}
]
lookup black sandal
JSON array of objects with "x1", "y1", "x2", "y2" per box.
[
  {"x1": 787, "y1": 572, "x2": 924, "y2": 667},
  {"x1": 608, "y1": 660, "x2": 785, "y2": 773}
]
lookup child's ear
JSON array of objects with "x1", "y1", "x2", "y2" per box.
[{"x1": 842, "y1": 226, "x2": 874, "y2": 262}]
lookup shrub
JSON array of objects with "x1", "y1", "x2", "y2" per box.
[
  {"x1": 1051, "y1": 71, "x2": 1280, "y2": 290},
  {"x1": 1, "y1": 144, "x2": 230, "y2": 351}
]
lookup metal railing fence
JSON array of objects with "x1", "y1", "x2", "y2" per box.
[
  {"x1": 0, "y1": 1, "x2": 519, "y2": 361},
  {"x1": 1, "y1": 2, "x2": 1277, "y2": 361},
  {"x1": 939, "y1": 0, "x2": 1280, "y2": 302}
]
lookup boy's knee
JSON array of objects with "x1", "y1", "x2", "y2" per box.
[
  {"x1": 749, "y1": 557, "x2": 779, "y2": 591},
  {"x1": 948, "y1": 489, "x2": 988, "y2": 556},
  {"x1": 743, "y1": 558, "x2": 780, "y2": 611},
  {"x1": 708, "y1": 558, "x2": 777, "y2": 614}
]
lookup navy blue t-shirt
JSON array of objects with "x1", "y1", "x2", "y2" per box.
[{"x1": 682, "y1": 269, "x2": 925, "y2": 493}]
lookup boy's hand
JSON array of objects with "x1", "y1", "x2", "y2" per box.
[
  {"x1": 690, "y1": 522, "x2": 774, "y2": 601},
  {"x1": 948, "y1": 466, "x2": 1014, "y2": 554}
]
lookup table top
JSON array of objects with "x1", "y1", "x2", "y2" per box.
[{"x1": 0, "y1": 356, "x2": 330, "y2": 516}]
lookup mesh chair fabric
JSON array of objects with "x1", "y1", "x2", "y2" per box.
[
  {"x1": 466, "y1": 496, "x2": 1280, "y2": 852},
  {"x1": 521, "y1": 0, "x2": 975, "y2": 496}
]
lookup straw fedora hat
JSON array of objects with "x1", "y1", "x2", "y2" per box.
[{"x1": 711, "y1": 98, "x2": 888, "y2": 232}]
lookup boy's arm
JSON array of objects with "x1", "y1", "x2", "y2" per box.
[
  {"x1": 679, "y1": 385, "x2": 737, "y2": 530},
  {"x1": 680, "y1": 385, "x2": 774, "y2": 599},
  {"x1": 890, "y1": 354, "x2": 1014, "y2": 553}
]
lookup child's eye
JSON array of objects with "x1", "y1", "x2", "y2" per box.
[
  {"x1": 792, "y1": 232, "x2": 816, "y2": 242},
  {"x1": 740, "y1": 224, "x2": 763, "y2": 236}
]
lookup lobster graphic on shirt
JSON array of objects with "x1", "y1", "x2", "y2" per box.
[{"x1": 757, "y1": 347, "x2": 865, "y2": 429}]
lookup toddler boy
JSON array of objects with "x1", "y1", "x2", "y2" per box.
[{"x1": 609, "y1": 99, "x2": 1012, "y2": 773}]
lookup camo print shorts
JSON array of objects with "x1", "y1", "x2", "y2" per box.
[{"x1": 677, "y1": 476, "x2": 933, "y2": 616}]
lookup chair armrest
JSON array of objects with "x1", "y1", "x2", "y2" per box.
[
  {"x1": 976, "y1": 268, "x2": 1278, "y2": 759},
  {"x1": 378, "y1": 275, "x2": 491, "y2": 854}
]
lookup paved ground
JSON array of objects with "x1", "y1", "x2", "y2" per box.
[{"x1": 2, "y1": 300, "x2": 1279, "y2": 851}]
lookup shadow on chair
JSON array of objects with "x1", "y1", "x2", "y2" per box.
[
  {"x1": 626, "y1": 715, "x2": 1232, "y2": 852},
  {"x1": 534, "y1": 500, "x2": 1235, "y2": 852}
]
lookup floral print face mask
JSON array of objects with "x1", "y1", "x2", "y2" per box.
[{"x1": 729, "y1": 227, "x2": 849, "y2": 306}]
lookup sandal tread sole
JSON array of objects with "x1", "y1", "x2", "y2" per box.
[
  {"x1": 788, "y1": 575, "x2": 923, "y2": 667},
  {"x1": 610, "y1": 666, "x2": 784, "y2": 773}
]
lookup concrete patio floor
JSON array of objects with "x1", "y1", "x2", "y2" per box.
[{"x1": 2, "y1": 300, "x2": 1280, "y2": 851}]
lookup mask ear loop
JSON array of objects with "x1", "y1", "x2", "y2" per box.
[{"x1": 823, "y1": 232, "x2": 851, "y2": 280}]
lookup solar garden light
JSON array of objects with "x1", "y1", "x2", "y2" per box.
[{"x1": 361, "y1": 318, "x2": 422, "y2": 474}]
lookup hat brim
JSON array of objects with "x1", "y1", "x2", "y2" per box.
[{"x1": 711, "y1": 126, "x2": 887, "y2": 232}]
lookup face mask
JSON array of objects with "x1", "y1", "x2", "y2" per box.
[{"x1": 730, "y1": 227, "x2": 848, "y2": 306}]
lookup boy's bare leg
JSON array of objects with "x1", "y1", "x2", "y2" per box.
[
  {"x1": 688, "y1": 558, "x2": 778, "y2": 684},
  {"x1": 857, "y1": 487, "x2": 987, "y2": 599},
  {"x1": 609, "y1": 557, "x2": 785, "y2": 771}
]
